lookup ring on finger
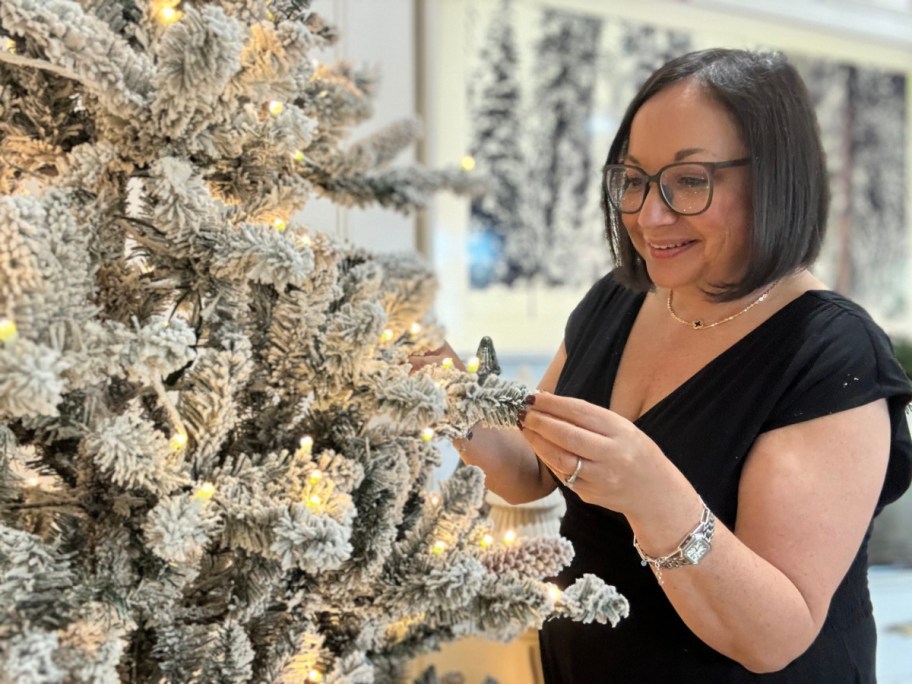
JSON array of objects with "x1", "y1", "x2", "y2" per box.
[{"x1": 564, "y1": 456, "x2": 583, "y2": 488}]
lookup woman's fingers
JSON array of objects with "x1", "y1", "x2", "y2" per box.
[
  {"x1": 521, "y1": 408, "x2": 604, "y2": 475},
  {"x1": 406, "y1": 342, "x2": 466, "y2": 373},
  {"x1": 527, "y1": 391, "x2": 627, "y2": 437},
  {"x1": 521, "y1": 411, "x2": 633, "y2": 507},
  {"x1": 522, "y1": 394, "x2": 669, "y2": 514},
  {"x1": 520, "y1": 421, "x2": 586, "y2": 483},
  {"x1": 522, "y1": 407, "x2": 596, "y2": 459},
  {"x1": 407, "y1": 354, "x2": 440, "y2": 372}
]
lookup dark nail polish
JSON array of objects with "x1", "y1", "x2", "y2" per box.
[
  {"x1": 516, "y1": 419, "x2": 524, "y2": 430},
  {"x1": 524, "y1": 394, "x2": 536, "y2": 406},
  {"x1": 517, "y1": 409, "x2": 527, "y2": 423}
]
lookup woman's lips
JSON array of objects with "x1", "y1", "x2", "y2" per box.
[{"x1": 646, "y1": 239, "x2": 697, "y2": 259}]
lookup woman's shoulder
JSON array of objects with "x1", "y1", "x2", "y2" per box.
[
  {"x1": 765, "y1": 286, "x2": 912, "y2": 506},
  {"x1": 801, "y1": 288, "x2": 881, "y2": 322},
  {"x1": 763, "y1": 286, "x2": 912, "y2": 424},
  {"x1": 784, "y1": 288, "x2": 897, "y2": 355}
]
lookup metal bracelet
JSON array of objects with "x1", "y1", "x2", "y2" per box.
[{"x1": 633, "y1": 500, "x2": 715, "y2": 582}]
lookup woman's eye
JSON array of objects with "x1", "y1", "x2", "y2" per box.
[{"x1": 676, "y1": 175, "x2": 709, "y2": 188}]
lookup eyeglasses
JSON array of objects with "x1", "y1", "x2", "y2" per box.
[{"x1": 603, "y1": 158, "x2": 751, "y2": 216}]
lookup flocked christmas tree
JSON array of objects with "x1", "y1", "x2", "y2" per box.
[{"x1": 0, "y1": 1, "x2": 627, "y2": 682}]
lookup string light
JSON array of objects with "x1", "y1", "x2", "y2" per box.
[
  {"x1": 26, "y1": 476, "x2": 40, "y2": 488},
  {"x1": 152, "y1": 1, "x2": 183, "y2": 26},
  {"x1": 159, "y1": 6, "x2": 182, "y2": 23},
  {"x1": 379, "y1": 328, "x2": 394, "y2": 343},
  {"x1": 460, "y1": 155, "x2": 476, "y2": 172},
  {"x1": 480, "y1": 533, "x2": 494, "y2": 548},
  {"x1": 193, "y1": 482, "x2": 216, "y2": 501},
  {"x1": 2, "y1": 37, "x2": 15, "y2": 53},
  {"x1": 273, "y1": 218, "x2": 287, "y2": 232},
  {"x1": 503, "y1": 529, "x2": 517, "y2": 546},
  {"x1": 441, "y1": 357, "x2": 454, "y2": 370},
  {"x1": 268, "y1": 100, "x2": 284, "y2": 116},
  {"x1": 420, "y1": 427, "x2": 435, "y2": 442},
  {"x1": 432, "y1": 540, "x2": 447, "y2": 555},
  {"x1": 0, "y1": 317, "x2": 18, "y2": 343},
  {"x1": 546, "y1": 583, "x2": 563, "y2": 605},
  {"x1": 306, "y1": 494, "x2": 321, "y2": 509},
  {"x1": 292, "y1": 149, "x2": 305, "y2": 162},
  {"x1": 306, "y1": 669, "x2": 323, "y2": 683},
  {"x1": 466, "y1": 356, "x2": 480, "y2": 373},
  {"x1": 409, "y1": 322, "x2": 422, "y2": 336},
  {"x1": 298, "y1": 435, "x2": 314, "y2": 454},
  {"x1": 427, "y1": 492, "x2": 441, "y2": 506},
  {"x1": 170, "y1": 432, "x2": 188, "y2": 451},
  {"x1": 309, "y1": 469, "x2": 323, "y2": 484}
]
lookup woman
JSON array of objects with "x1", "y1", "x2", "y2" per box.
[{"x1": 415, "y1": 49, "x2": 912, "y2": 681}]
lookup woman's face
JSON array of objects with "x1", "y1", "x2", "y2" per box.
[{"x1": 622, "y1": 80, "x2": 752, "y2": 295}]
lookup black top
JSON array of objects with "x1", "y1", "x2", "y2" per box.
[{"x1": 539, "y1": 272, "x2": 912, "y2": 683}]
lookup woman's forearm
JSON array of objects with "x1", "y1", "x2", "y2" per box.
[
  {"x1": 453, "y1": 425, "x2": 556, "y2": 504},
  {"x1": 627, "y1": 486, "x2": 819, "y2": 673},
  {"x1": 647, "y1": 522, "x2": 819, "y2": 673},
  {"x1": 644, "y1": 402, "x2": 889, "y2": 673}
]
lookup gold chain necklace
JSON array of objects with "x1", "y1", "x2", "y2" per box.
[{"x1": 666, "y1": 284, "x2": 775, "y2": 330}]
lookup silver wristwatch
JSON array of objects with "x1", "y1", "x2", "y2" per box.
[{"x1": 633, "y1": 501, "x2": 715, "y2": 579}]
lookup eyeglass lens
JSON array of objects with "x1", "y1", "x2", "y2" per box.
[{"x1": 606, "y1": 164, "x2": 712, "y2": 215}]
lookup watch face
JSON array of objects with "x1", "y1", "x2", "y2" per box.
[{"x1": 683, "y1": 536, "x2": 711, "y2": 564}]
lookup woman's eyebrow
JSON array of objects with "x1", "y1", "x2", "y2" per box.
[{"x1": 625, "y1": 148, "x2": 711, "y2": 165}]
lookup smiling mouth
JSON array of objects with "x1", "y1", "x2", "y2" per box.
[{"x1": 648, "y1": 240, "x2": 696, "y2": 250}]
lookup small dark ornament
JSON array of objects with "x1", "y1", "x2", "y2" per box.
[{"x1": 475, "y1": 336, "x2": 501, "y2": 384}]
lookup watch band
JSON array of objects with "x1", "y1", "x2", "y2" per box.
[{"x1": 633, "y1": 500, "x2": 715, "y2": 582}]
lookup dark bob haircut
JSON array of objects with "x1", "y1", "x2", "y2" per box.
[{"x1": 603, "y1": 48, "x2": 829, "y2": 301}]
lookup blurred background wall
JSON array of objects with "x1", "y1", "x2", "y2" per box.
[{"x1": 422, "y1": 0, "x2": 912, "y2": 360}]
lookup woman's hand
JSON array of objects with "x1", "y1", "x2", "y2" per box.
[
  {"x1": 407, "y1": 340, "x2": 466, "y2": 374},
  {"x1": 519, "y1": 392, "x2": 695, "y2": 524}
]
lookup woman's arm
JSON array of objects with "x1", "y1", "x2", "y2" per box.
[
  {"x1": 654, "y1": 399, "x2": 890, "y2": 671},
  {"x1": 520, "y1": 394, "x2": 890, "y2": 672},
  {"x1": 410, "y1": 340, "x2": 568, "y2": 504}
]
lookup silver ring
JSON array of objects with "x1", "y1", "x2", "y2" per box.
[{"x1": 564, "y1": 456, "x2": 583, "y2": 488}]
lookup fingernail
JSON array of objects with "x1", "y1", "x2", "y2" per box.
[
  {"x1": 516, "y1": 419, "x2": 524, "y2": 431},
  {"x1": 517, "y1": 409, "x2": 527, "y2": 423},
  {"x1": 524, "y1": 394, "x2": 536, "y2": 406}
]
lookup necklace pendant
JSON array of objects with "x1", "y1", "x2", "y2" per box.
[{"x1": 666, "y1": 283, "x2": 775, "y2": 331}]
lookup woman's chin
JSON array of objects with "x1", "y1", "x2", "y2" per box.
[{"x1": 644, "y1": 266, "x2": 699, "y2": 292}]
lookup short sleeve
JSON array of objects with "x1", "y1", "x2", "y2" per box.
[{"x1": 763, "y1": 296, "x2": 912, "y2": 506}]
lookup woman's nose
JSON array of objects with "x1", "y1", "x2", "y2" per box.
[{"x1": 637, "y1": 183, "x2": 678, "y2": 227}]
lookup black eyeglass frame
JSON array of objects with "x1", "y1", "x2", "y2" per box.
[{"x1": 603, "y1": 157, "x2": 751, "y2": 216}]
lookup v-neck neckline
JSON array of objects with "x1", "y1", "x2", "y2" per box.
[{"x1": 610, "y1": 289, "x2": 826, "y2": 425}]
